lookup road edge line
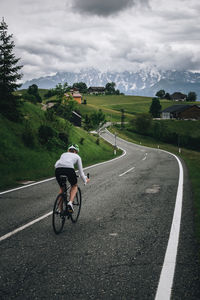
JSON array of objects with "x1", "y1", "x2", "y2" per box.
[{"x1": 155, "y1": 151, "x2": 183, "y2": 300}]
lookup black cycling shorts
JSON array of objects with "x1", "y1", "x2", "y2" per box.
[{"x1": 55, "y1": 168, "x2": 77, "y2": 187}]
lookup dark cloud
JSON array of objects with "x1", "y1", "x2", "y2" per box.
[{"x1": 70, "y1": 0, "x2": 149, "y2": 16}]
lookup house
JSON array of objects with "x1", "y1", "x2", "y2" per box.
[
  {"x1": 161, "y1": 105, "x2": 200, "y2": 120},
  {"x1": 70, "y1": 111, "x2": 82, "y2": 127},
  {"x1": 171, "y1": 92, "x2": 187, "y2": 102},
  {"x1": 65, "y1": 89, "x2": 82, "y2": 104},
  {"x1": 88, "y1": 87, "x2": 106, "y2": 95}
]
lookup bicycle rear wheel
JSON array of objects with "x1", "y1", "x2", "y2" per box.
[
  {"x1": 71, "y1": 187, "x2": 82, "y2": 223},
  {"x1": 52, "y1": 193, "x2": 66, "y2": 234}
]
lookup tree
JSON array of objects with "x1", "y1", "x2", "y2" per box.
[
  {"x1": 105, "y1": 82, "x2": 116, "y2": 95},
  {"x1": 73, "y1": 82, "x2": 88, "y2": 94},
  {"x1": 55, "y1": 82, "x2": 68, "y2": 102},
  {"x1": 135, "y1": 113, "x2": 152, "y2": 135},
  {"x1": 0, "y1": 18, "x2": 23, "y2": 120},
  {"x1": 27, "y1": 84, "x2": 42, "y2": 103},
  {"x1": 156, "y1": 89, "x2": 165, "y2": 99},
  {"x1": 187, "y1": 91, "x2": 197, "y2": 102},
  {"x1": 165, "y1": 92, "x2": 171, "y2": 100},
  {"x1": 149, "y1": 98, "x2": 162, "y2": 118},
  {"x1": 90, "y1": 109, "x2": 106, "y2": 131},
  {"x1": 83, "y1": 114, "x2": 92, "y2": 132}
]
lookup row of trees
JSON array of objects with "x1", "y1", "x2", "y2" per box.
[
  {"x1": 44, "y1": 81, "x2": 121, "y2": 98},
  {"x1": 129, "y1": 113, "x2": 200, "y2": 151},
  {"x1": 156, "y1": 89, "x2": 197, "y2": 101}
]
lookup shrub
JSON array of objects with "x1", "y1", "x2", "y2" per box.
[
  {"x1": 38, "y1": 125, "x2": 55, "y2": 144},
  {"x1": 58, "y1": 132, "x2": 69, "y2": 145},
  {"x1": 22, "y1": 129, "x2": 36, "y2": 147},
  {"x1": 80, "y1": 137, "x2": 84, "y2": 145}
]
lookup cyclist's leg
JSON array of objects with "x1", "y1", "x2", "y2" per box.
[
  {"x1": 55, "y1": 168, "x2": 65, "y2": 211},
  {"x1": 66, "y1": 169, "x2": 78, "y2": 204},
  {"x1": 69, "y1": 184, "x2": 78, "y2": 203}
]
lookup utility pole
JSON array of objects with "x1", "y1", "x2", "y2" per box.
[{"x1": 114, "y1": 132, "x2": 117, "y2": 155}]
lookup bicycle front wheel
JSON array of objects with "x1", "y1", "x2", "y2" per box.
[
  {"x1": 52, "y1": 193, "x2": 66, "y2": 234},
  {"x1": 71, "y1": 187, "x2": 82, "y2": 223}
]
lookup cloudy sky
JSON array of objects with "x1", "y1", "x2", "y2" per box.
[{"x1": 1, "y1": 0, "x2": 200, "y2": 81}]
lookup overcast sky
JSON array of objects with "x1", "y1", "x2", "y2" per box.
[{"x1": 1, "y1": 0, "x2": 200, "y2": 81}]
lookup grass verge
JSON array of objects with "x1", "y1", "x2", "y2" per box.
[{"x1": 0, "y1": 106, "x2": 122, "y2": 191}]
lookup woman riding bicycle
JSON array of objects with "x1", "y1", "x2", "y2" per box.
[{"x1": 55, "y1": 144, "x2": 89, "y2": 213}]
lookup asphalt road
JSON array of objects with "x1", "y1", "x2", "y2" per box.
[{"x1": 0, "y1": 130, "x2": 199, "y2": 300}]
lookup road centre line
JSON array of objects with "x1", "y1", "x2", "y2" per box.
[
  {"x1": 104, "y1": 129, "x2": 184, "y2": 300},
  {"x1": 0, "y1": 147, "x2": 126, "y2": 196},
  {"x1": 119, "y1": 167, "x2": 135, "y2": 177},
  {"x1": 0, "y1": 137, "x2": 126, "y2": 242},
  {"x1": 0, "y1": 129, "x2": 184, "y2": 300}
]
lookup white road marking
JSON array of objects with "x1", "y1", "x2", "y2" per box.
[
  {"x1": 0, "y1": 148, "x2": 126, "y2": 196},
  {"x1": 101, "y1": 129, "x2": 185, "y2": 300},
  {"x1": 0, "y1": 211, "x2": 52, "y2": 242},
  {"x1": 0, "y1": 177, "x2": 55, "y2": 195},
  {"x1": 142, "y1": 156, "x2": 147, "y2": 161},
  {"x1": 0, "y1": 128, "x2": 184, "y2": 300},
  {"x1": 155, "y1": 152, "x2": 184, "y2": 300},
  {"x1": 119, "y1": 166, "x2": 135, "y2": 177},
  {"x1": 0, "y1": 133, "x2": 126, "y2": 242}
]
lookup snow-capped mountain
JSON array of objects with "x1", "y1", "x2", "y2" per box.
[{"x1": 22, "y1": 68, "x2": 200, "y2": 97}]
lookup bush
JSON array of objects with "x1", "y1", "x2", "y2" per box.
[
  {"x1": 45, "y1": 109, "x2": 57, "y2": 122},
  {"x1": 80, "y1": 137, "x2": 84, "y2": 145},
  {"x1": 38, "y1": 125, "x2": 55, "y2": 144},
  {"x1": 135, "y1": 113, "x2": 152, "y2": 135},
  {"x1": 22, "y1": 129, "x2": 36, "y2": 147},
  {"x1": 58, "y1": 132, "x2": 69, "y2": 145},
  {"x1": 46, "y1": 136, "x2": 65, "y2": 150}
]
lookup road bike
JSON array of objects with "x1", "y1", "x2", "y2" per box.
[{"x1": 52, "y1": 174, "x2": 88, "y2": 234}]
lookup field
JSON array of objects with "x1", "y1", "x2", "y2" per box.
[{"x1": 77, "y1": 94, "x2": 198, "y2": 123}]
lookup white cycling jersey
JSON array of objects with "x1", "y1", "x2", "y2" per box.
[{"x1": 55, "y1": 152, "x2": 87, "y2": 184}]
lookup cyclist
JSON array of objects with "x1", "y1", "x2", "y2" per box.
[{"x1": 55, "y1": 144, "x2": 89, "y2": 213}]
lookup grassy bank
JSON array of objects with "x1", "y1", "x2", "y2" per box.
[
  {"x1": 109, "y1": 125, "x2": 200, "y2": 248},
  {"x1": 0, "y1": 103, "x2": 121, "y2": 191}
]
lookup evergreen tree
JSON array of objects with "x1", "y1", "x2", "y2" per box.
[
  {"x1": 149, "y1": 98, "x2": 162, "y2": 118},
  {"x1": 187, "y1": 91, "x2": 197, "y2": 102},
  {"x1": 156, "y1": 89, "x2": 165, "y2": 99},
  {"x1": 0, "y1": 18, "x2": 23, "y2": 121},
  {"x1": 27, "y1": 84, "x2": 42, "y2": 103},
  {"x1": 105, "y1": 82, "x2": 116, "y2": 95}
]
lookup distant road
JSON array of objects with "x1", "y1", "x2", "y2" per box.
[{"x1": 0, "y1": 130, "x2": 199, "y2": 299}]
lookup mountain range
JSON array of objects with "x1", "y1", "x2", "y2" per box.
[{"x1": 22, "y1": 68, "x2": 200, "y2": 98}]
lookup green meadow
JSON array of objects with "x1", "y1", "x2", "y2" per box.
[{"x1": 78, "y1": 94, "x2": 198, "y2": 122}]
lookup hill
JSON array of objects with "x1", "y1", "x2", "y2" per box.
[{"x1": 0, "y1": 101, "x2": 120, "y2": 190}]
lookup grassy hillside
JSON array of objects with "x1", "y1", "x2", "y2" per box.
[{"x1": 0, "y1": 101, "x2": 121, "y2": 190}]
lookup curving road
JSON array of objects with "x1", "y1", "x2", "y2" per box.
[{"x1": 0, "y1": 130, "x2": 199, "y2": 299}]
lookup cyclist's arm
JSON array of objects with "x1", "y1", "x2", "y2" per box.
[{"x1": 77, "y1": 156, "x2": 87, "y2": 184}]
